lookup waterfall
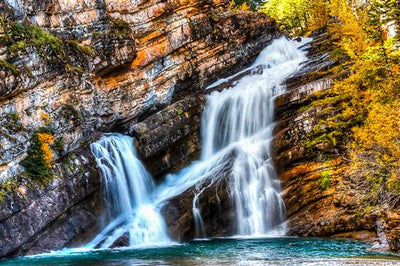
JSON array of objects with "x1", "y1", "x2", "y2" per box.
[
  {"x1": 201, "y1": 38, "x2": 309, "y2": 236},
  {"x1": 155, "y1": 37, "x2": 309, "y2": 237},
  {"x1": 87, "y1": 134, "x2": 170, "y2": 248},
  {"x1": 88, "y1": 37, "x2": 309, "y2": 248}
]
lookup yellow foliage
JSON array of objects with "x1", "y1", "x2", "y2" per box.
[
  {"x1": 260, "y1": 0, "x2": 400, "y2": 202},
  {"x1": 330, "y1": 39, "x2": 400, "y2": 198},
  {"x1": 238, "y1": 2, "x2": 250, "y2": 11},
  {"x1": 41, "y1": 112, "x2": 52, "y2": 125},
  {"x1": 393, "y1": 64, "x2": 400, "y2": 73},
  {"x1": 329, "y1": 0, "x2": 370, "y2": 59},
  {"x1": 353, "y1": 102, "x2": 400, "y2": 160},
  {"x1": 228, "y1": 0, "x2": 251, "y2": 12},
  {"x1": 350, "y1": 100, "x2": 400, "y2": 201},
  {"x1": 260, "y1": 0, "x2": 313, "y2": 34},
  {"x1": 261, "y1": 0, "x2": 400, "y2": 205},
  {"x1": 228, "y1": 0, "x2": 236, "y2": 10},
  {"x1": 37, "y1": 132, "x2": 55, "y2": 165},
  {"x1": 308, "y1": 0, "x2": 330, "y2": 31}
]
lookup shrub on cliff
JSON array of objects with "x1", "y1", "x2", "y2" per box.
[
  {"x1": 0, "y1": 16, "x2": 94, "y2": 76},
  {"x1": 20, "y1": 131, "x2": 54, "y2": 181},
  {"x1": 0, "y1": 17, "x2": 64, "y2": 57}
]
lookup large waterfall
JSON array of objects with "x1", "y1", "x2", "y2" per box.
[
  {"x1": 88, "y1": 37, "x2": 309, "y2": 248},
  {"x1": 201, "y1": 38, "x2": 309, "y2": 235}
]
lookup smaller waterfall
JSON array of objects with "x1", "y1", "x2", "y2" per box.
[{"x1": 87, "y1": 134, "x2": 170, "y2": 248}]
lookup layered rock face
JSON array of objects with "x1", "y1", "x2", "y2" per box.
[
  {"x1": 0, "y1": 149, "x2": 104, "y2": 257},
  {"x1": 273, "y1": 31, "x2": 395, "y2": 247},
  {"x1": 0, "y1": 0, "x2": 277, "y2": 181},
  {"x1": 273, "y1": 33, "x2": 374, "y2": 239},
  {"x1": 0, "y1": 0, "x2": 278, "y2": 258}
]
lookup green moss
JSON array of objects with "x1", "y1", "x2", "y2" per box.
[
  {"x1": 302, "y1": 91, "x2": 363, "y2": 151},
  {"x1": 60, "y1": 104, "x2": 83, "y2": 124},
  {"x1": 110, "y1": 18, "x2": 132, "y2": 37},
  {"x1": 176, "y1": 108, "x2": 184, "y2": 115},
  {"x1": 8, "y1": 40, "x2": 27, "y2": 53},
  {"x1": 0, "y1": 59, "x2": 19, "y2": 75},
  {"x1": 76, "y1": 45, "x2": 94, "y2": 56},
  {"x1": 53, "y1": 137, "x2": 65, "y2": 155},
  {"x1": 4, "y1": 112, "x2": 23, "y2": 132},
  {"x1": 330, "y1": 47, "x2": 349, "y2": 62},
  {"x1": 27, "y1": 25, "x2": 64, "y2": 54},
  {"x1": 6, "y1": 112, "x2": 19, "y2": 121},
  {"x1": 365, "y1": 205, "x2": 373, "y2": 213},
  {"x1": 305, "y1": 130, "x2": 342, "y2": 150},
  {"x1": 64, "y1": 40, "x2": 94, "y2": 56},
  {"x1": 20, "y1": 132, "x2": 53, "y2": 181},
  {"x1": 66, "y1": 64, "x2": 84, "y2": 76},
  {"x1": 1, "y1": 17, "x2": 93, "y2": 61},
  {"x1": 0, "y1": 178, "x2": 19, "y2": 201},
  {"x1": 92, "y1": 31, "x2": 102, "y2": 39},
  {"x1": 319, "y1": 170, "x2": 330, "y2": 190},
  {"x1": 298, "y1": 93, "x2": 345, "y2": 113},
  {"x1": 0, "y1": 18, "x2": 64, "y2": 57}
]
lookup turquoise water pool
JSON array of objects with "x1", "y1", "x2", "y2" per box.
[{"x1": 2, "y1": 237, "x2": 400, "y2": 265}]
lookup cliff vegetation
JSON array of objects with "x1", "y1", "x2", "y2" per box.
[{"x1": 264, "y1": 0, "x2": 400, "y2": 242}]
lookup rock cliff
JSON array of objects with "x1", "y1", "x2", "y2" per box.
[
  {"x1": 0, "y1": 0, "x2": 278, "y2": 258},
  {"x1": 273, "y1": 30, "x2": 400, "y2": 251}
]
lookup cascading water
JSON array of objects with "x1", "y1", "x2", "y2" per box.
[
  {"x1": 201, "y1": 37, "x2": 309, "y2": 236},
  {"x1": 87, "y1": 134, "x2": 170, "y2": 248},
  {"x1": 87, "y1": 37, "x2": 309, "y2": 249}
]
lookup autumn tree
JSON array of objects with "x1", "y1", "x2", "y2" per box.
[
  {"x1": 261, "y1": 0, "x2": 400, "y2": 206},
  {"x1": 260, "y1": 0, "x2": 313, "y2": 34}
]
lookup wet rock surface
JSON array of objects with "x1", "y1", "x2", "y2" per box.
[
  {"x1": 0, "y1": 0, "x2": 278, "y2": 181},
  {"x1": 161, "y1": 154, "x2": 236, "y2": 240}
]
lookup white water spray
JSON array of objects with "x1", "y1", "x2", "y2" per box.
[
  {"x1": 155, "y1": 37, "x2": 310, "y2": 237},
  {"x1": 201, "y1": 37, "x2": 310, "y2": 236},
  {"x1": 88, "y1": 37, "x2": 310, "y2": 248},
  {"x1": 87, "y1": 134, "x2": 170, "y2": 248}
]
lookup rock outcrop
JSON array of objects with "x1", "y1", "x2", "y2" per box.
[
  {"x1": 273, "y1": 31, "x2": 389, "y2": 246},
  {"x1": 0, "y1": 148, "x2": 103, "y2": 257},
  {"x1": 0, "y1": 0, "x2": 278, "y2": 258},
  {"x1": 124, "y1": 93, "x2": 204, "y2": 179},
  {"x1": 161, "y1": 153, "x2": 236, "y2": 240},
  {"x1": 4, "y1": 0, "x2": 395, "y2": 258}
]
